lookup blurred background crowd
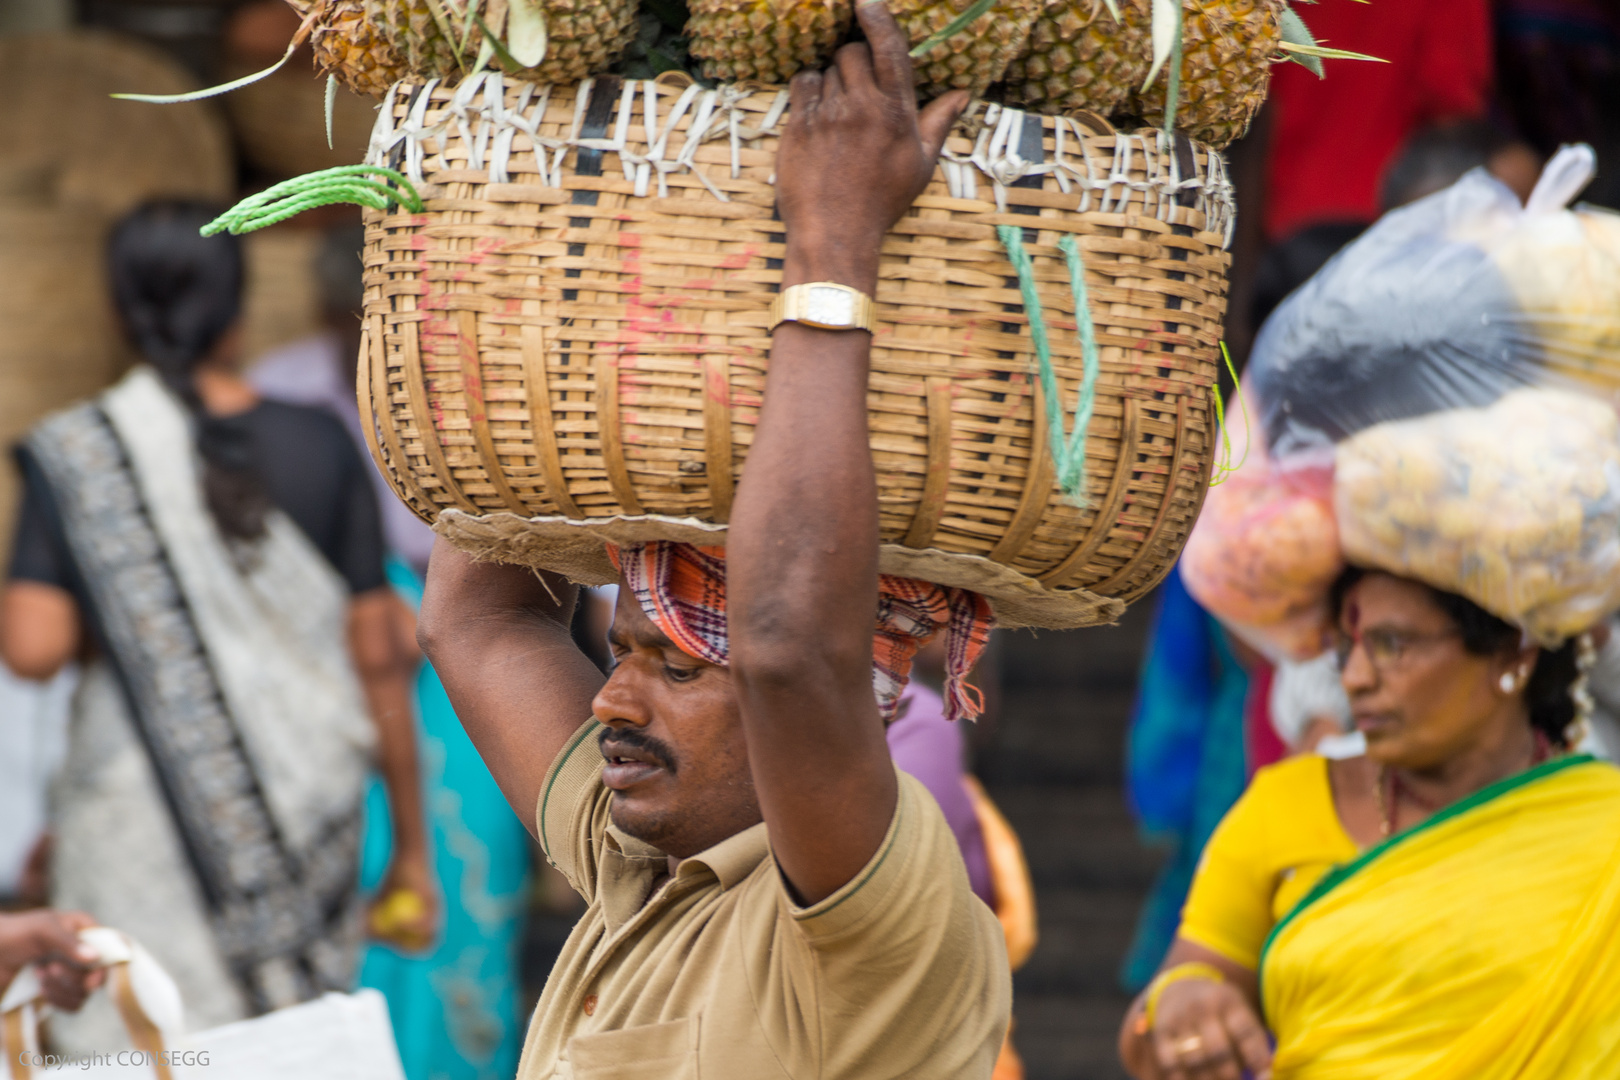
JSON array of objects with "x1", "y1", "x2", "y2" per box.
[{"x1": 0, "y1": 0, "x2": 1617, "y2": 1077}]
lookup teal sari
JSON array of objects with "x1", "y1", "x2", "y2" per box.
[{"x1": 358, "y1": 558, "x2": 533, "y2": 1080}]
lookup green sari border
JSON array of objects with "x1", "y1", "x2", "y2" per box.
[{"x1": 1257, "y1": 753, "x2": 1598, "y2": 986}]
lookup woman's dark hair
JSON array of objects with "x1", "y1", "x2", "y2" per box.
[
  {"x1": 108, "y1": 200, "x2": 269, "y2": 541},
  {"x1": 1332, "y1": 567, "x2": 1579, "y2": 746}
]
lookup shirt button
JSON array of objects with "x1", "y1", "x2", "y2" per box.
[{"x1": 582, "y1": 994, "x2": 598, "y2": 1016}]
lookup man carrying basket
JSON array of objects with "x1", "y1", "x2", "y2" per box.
[{"x1": 417, "y1": 3, "x2": 1012, "y2": 1076}]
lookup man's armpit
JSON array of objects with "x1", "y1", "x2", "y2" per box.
[{"x1": 538, "y1": 718, "x2": 609, "y2": 899}]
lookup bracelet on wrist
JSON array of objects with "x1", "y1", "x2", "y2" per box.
[{"x1": 1137, "y1": 961, "x2": 1228, "y2": 1034}]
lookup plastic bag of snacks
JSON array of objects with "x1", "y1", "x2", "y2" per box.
[
  {"x1": 1180, "y1": 385, "x2": 1341, "y2": 660},
  {"x1": 1337, "y1": 387, "x2": 1620, "y2": 646},
  {"x1": 1183, "y1": 144, "x2": 1620, "y2": 656}
]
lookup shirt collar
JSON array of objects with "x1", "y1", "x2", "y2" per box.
[
  {"x1": 679, "y1": 821, "x2": 770, "y2": 891},
  {"x1": 596, "y1": 820, "x2": 770, "y2": 933},
  {"x1": 600, "y1": 826, "x2": 671, "y2": 931}
]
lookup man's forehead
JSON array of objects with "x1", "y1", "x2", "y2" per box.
[{"x1": 610, "y1": 583, "x2": 677, "y2": 650}]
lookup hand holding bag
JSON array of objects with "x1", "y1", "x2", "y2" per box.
[{"x1": 1, "y1": 928, "x2": 405, "y2": 1080}]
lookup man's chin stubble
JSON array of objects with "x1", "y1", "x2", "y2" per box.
[{"x1": 609, "y1": 799, "x2": 682, "y2": 852}]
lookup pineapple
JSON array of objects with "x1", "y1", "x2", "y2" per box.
[
  {"x1": 686, "y1": 0, "x2": 851, "y2": 85},
  {"x1": 1004, "y1": 0, "x2": 1149, "y2": 118},
  {"x1": 371, "y1": 0, "x2": 461, "y2": 80},
  {"x1": 1128, "y1": 0, "x2": 1283, "y2": 148},
  {"x1": 893, "y1": 0, "x2": 1043, "y2": 98},
  {"x1": 491, "y1": 0, "x2": 640, "y2": 84},
  {"x1": 285, "y1": 0, "x2": 637, "y2": 92},
  {"x1": 296, "y1": 0, "x2": 413, "y2": 97},
  {"x1": 383, "y1": 0, "x2": 638, "y2": 85}
]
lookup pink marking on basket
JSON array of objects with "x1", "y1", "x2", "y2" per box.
[
  {"x1": 611, "y1": 232, "x2": 655, "y2": 374},
  {"x1": 718, "y1": 247, "x2": 757, "y2": 270},
  {"x1": 706, "y1": 358, "x2": 730, "y2": 408},
  {"x1": 462, "y1": 334, "x2": 487, "y2": 424},
  {"x1": 449, "y1": 237, "x2": 503, "y2": 282}
]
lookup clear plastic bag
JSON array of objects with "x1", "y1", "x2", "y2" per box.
[
  {"x1": 1183, "y1": 145, "x2": 1620, "y2": 654},
  {"x1": 1180, "y1": 385, "x2": 1342, "y2": 660},
  {"x1": 1250, "y1": 145, "x2": 1620, "y2": 457}
]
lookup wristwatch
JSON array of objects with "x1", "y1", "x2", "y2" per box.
[{"x1": 768, "y1": 282, "x2": 875, "y2": 333}]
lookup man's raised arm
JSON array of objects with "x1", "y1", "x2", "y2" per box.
[
  {"x1": 726, "y1": 2, "x2": 969, "y2": 905},
  {"x1": 417, "y1": 541, "x2": 606, "y2": 837}
]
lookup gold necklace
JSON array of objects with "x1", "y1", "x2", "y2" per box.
[
  {"x1": 1375, "y1": 736, "x2": 1553, "y2": 840},
  {"x1": 1373, "y1": 767, "x2": 1433, "y2": 838}
]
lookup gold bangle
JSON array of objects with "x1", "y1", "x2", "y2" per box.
[{"x1": 1142, "y1": 961, "x2": 1227, "y2": 1032}]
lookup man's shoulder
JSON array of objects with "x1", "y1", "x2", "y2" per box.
[
  {"x1": 738, "y1": 768, "x2": 1010, "y2": 1077},
  {"x1": 770, "y1": 768, "x2": 1002, "y2": 950}
]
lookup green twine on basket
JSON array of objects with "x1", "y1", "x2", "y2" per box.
[
  {"x1": 1207, "y1": 341, "x2": 1252, "y2": 486},
  {"x1": 201, "y1": 166, "x2": 424, "y2": 237},
  {"x1": 997, "y1": 224, "x2": 1101, "y2": 506}
]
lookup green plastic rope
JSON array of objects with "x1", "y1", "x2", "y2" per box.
[
  {"x1": 201, "y1": 166, "x2": 424, "y2": 237},
  {"x1": 1207, "y1": 341, "x2": 1252, "y2": 486},
  {"x1": 998, "y1": 224, "x2": 1101, "y2": 506}
]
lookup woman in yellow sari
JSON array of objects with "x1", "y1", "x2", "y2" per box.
[{"x1": 1117, "y1": 566, "x2": 1620, "y2": 1080}]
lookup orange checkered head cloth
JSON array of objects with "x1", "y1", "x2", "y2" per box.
[{"x1": 607, "y1": 542, "x2": 994, "y2": 722}]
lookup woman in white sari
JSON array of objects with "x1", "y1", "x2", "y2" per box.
[{"x1": 0, "y1": 202, "x2": 434, "y2": 1049}]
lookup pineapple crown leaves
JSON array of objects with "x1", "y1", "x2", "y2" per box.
[
  {"x1": 1278, "y1": 1, "x2": 1385, "y2": 78},
  {"x1": 201, "y1": 166, "x2": 424, "y2": 236},
  {"x1": 453, "y1": 0, "x2": 552, "y2": 77},
  {"x1": 1139, "y1": 0, "x2": 1185, "y2": 133},
  {"x1": 1142, "y1": 0, "x2": 1180, "y2": 92},
  {"x1": 468, "y1": 8, "x2": 546, "y2": 74},
  {"x1": 325, "y1": 73, "x2": 338, "y2": 150},
  {"x1": 1135, "y1": 0, "x2": 1383, "y2": 133},
  {"x1": 112, "y1": 6, "x2": 320, "y2": 103}
]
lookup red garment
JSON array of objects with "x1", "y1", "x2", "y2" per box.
[
  {"x1": 1263, "y1": 0, "x2": 1493, "y2": 240},
  {"x1": 1244, "y1": 662, "x2": 1287, "y2": 778}
]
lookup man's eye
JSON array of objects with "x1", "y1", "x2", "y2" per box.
[{"x1": 665, "y1": 665, "x2": 701, "y2": 683}]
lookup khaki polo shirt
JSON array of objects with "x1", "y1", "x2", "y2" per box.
[{"x1": 519, "y1": 719, "x2": 1011, "y2": 1080}]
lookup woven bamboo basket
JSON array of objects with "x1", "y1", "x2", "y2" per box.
[{"x1": 358, "y1": 73, "x2": 1234, "y2": 628}]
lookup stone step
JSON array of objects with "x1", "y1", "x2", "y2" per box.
[
  {"x1": 986, "y1": 591, "x2": 1162, "y2": 1080},
  {"x1": 1009, "y1": 994, "x2": 1134, "y2": 1080},
  {"x1": 991, "y1": 785, "x2": 1162, "y2": 890}
]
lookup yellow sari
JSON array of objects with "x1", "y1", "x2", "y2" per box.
[{"x1": 1259, "y1": 755, "x2": 1620, "y2": 1079}]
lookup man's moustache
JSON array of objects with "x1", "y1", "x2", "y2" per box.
[{"x1": 598, "y1": 726, "x2": 677, "y2": 772}]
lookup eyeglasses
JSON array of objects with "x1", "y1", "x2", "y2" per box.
[{"x1": 1334, "y1": 627, "x2": 1461, "y2": 673}]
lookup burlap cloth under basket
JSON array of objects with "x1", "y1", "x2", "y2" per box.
[{"x1": 358, "y1": 73, "x2": 1235, "y2": 629}]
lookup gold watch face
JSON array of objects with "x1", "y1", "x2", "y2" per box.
[{"x1": 802, "y1": 284, "x2": 857, "y2": 327}]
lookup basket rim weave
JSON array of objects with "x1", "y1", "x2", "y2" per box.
[{"x1": 364, "y1": 71, "x2": 1236, "y2": 241}]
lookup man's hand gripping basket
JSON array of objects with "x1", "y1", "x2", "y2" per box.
[{"x1": 357, "y1": 73, "x2": 1235, "y2": 628}]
